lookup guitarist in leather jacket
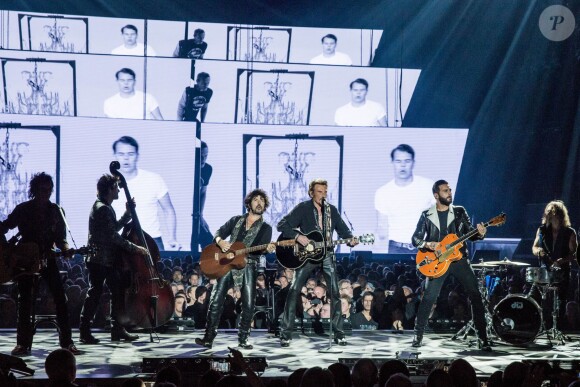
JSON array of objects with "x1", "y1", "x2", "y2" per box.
[
  {"x1": 0, "y1": 173, "x2": 80, "y2": 356},
  {"x1": 277, "y1": 178, "x2": 358, "y2": 347},
  {"x1": 411, "y1": 180, "x2": 491, "y2": 351},
  {"x1": 195, "y1": 189, "x2": 275, "y2": 349}
]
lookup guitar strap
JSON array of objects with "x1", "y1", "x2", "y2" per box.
[{"x1": 229, "y1": 215, "x2": 266, "y2": 286}]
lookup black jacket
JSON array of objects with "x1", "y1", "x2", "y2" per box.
[
  {"x1": 277, "y1": 200, "x2": 352, "y2": 241},
  {"x1": 411, "y1": 204, "x2": 483, "y2": 256}
]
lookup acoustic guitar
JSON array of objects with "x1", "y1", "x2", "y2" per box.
[
  {"x1": 275, "y1": 230, "x2": 375, "y2": 269},
  {"x1": 200, "y1": 239, "x2": 295, "y2": 279},
  {"x1": 416, "y1": 213, "x2": 506, "y2": 278}
]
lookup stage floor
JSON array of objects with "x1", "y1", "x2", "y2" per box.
[{"x1": 2, "y1": 328, "x2": 580, "y2": 384}]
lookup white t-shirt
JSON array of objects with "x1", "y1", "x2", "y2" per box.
[
  {"x1": 111, "y1": 43, "x2": 157, "y2": 56},
  {"x1": 374, "y1": 176, "x2": 435, "y2": 246},
  {"x1": 103, "y1": 90, "x2": 159, "y2": 120},
  {"x1": 334, "y1": 100, "x2": 386, "y2": 126},
  {"x1": 309, "y1": 52, "x2": 352, "y2": 66},
  {"x1": 112, "y1": 169, "x2": 168, "y2": 238}
]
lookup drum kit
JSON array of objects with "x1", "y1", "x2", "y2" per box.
[{"x1": 453, "y1": 258, "x2": 569, "y2": 347}]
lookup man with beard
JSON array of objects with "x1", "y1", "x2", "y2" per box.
[
  {"x1": 195, "y1": 189, "x2": 275, "y2": 349},
  {"x1": 411, "y1": 180, "x2": 491, "y2": 351},
  {"x1": 277, "y1": 178, "x2": 358, "y2": 347}
]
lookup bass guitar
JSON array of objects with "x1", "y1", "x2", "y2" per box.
[
  {"x1": 276, "y1": 230, "x2": 375, "y2": 269},
  {"x1": 416, "y1": 213, "x2": 506, "y2": 278},
  {"x1": 200, "y1": 239, "x2": 295, "y2": 279}
]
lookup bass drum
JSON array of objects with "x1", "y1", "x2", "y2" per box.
[{"x1": 492, "y1": 294, "x2": 542, "y2": 345}]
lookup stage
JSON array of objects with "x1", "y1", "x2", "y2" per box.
[{"x1": 2, "y1": 328, "x2": 580, "y2": 385}]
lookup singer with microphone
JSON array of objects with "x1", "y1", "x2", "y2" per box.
[
  {"x1": 277, "y1": 178, "x2": 358, "y2": 347},
  {"x1": 532, "y1": 200, "x2": 578, "y2": 327}
]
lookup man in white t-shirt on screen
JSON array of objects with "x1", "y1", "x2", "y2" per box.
[
  {"x1": 374, "y1": 144, "x2": 434, "y2": 254},
  {"x1": 309, "y1": 34, "x2": 352, "y2": 66},
  {"x1": 111, "y1": 24, "x2": 156, "y2": 56},
  {"x1": 111, "y1": 136, "x2": 180, "y2": 251},
  {"x1": 334, "y1": 78, "x2": 387, "y2": 127},
  {"x1": 103, "y1": 68, "x2": 164, "y2": 120}
]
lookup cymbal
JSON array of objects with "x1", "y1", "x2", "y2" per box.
[
  {"x1": 484, "y1": 258, "x2": 530, "y2": 266},
  {"x1": 471, "y1": 262, "x2": 499, "y2": 268}
]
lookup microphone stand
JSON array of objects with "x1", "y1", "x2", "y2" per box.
[{"x1": 319, "y1": 199, "x2": 342, "y2": 354}]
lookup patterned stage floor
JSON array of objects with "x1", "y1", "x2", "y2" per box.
[{"x1": 2, "y1": 328, "x2": 580, "y2": 384}]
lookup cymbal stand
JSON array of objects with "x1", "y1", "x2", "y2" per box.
[{"x1": 539, "y1": 286, "x2": 571, "y2": 346}]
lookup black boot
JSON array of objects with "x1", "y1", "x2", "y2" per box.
[
  {"x1": 411, "y1": 332, "x2": 423, "y2": 347},
  {"x1": 478, "y1": 338, "x2": 492, "y2": 352},
  {"x1": 195, "y1": 330, "x2": 217, "y2": 349},
  {"x1": 79, "y1": 323, "x2": 100, "y2": 344},
  {"x1": 238, "y1": 331, "x2": 253, "y2": 350},
  {"x1": 111, "y1": 326, "x2": 138, "y2": 342}
]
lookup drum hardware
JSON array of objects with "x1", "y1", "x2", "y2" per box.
[
  {"x1": 534, "y1": 283, "x2": 572, "y2": 346},
  {"x1": 451, "y1": 263, "x2": 497, "y2": 345},
  {"x1": 492, "y1": 294, "x2": 542, "y2": 345},
  {"x1": 485, "y1": 258, "x2": 530, "y2": 267}
]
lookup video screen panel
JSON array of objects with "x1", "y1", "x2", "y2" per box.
[
  {"x1": 1, "y1": 10, "x2": 382, "y2": 66},
  {"x1": 200, "y1": 123, "x2": 469, "y2": 255},
  {"x1": 0, "y1": 113, "x2": 197, "y2": 251}
]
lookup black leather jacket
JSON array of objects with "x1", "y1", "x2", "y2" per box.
[{"x1": 412, "y1": 205, "x2": 483, "y2": 256}]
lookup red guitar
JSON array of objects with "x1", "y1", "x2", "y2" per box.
[
  {"x1": 416, "y1": 213, "x2": 506, "y2": 278},
  {"x1": 200, "y1": 239, "x2": 295, "y2": 279}
]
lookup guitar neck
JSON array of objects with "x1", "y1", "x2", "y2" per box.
[
  {"x1": 450, "y1": 220, "x2": 492, "y2": 247},
  {"x1": 235, "y1": 240, "x2": 291, "y2": 256},
  {"x1": 313, "y1": 236, "x2": 355, "y2": 248}
]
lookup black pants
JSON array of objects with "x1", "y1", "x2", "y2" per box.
[
  {"x1": 80, "y1": 262, "x2": 124, "y2": 327},
  {"x1": 16, "y1": 259, "x2": 73, "y2": 348},
  {"x1": 280, "y1": 254, "x2": 343, "y2": 340},
  {"x1": 414, "y1": 258, "x2": 487, "y2": 339},
  {"x1": 205, "y1": 260, "x2": 257, "y2": 338}
]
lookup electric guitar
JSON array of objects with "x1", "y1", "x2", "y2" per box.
[
  {"x1": 200, "y1": 239, "x2": 295, "y2": 279},
  {"x1": 276, "y1": 230, "x2": 375, "y2": 269},
  {"x1": 0, "y1": 240, "x2": 93, "y2": 284},
  {"x1": 416, "y1": 213, "x2": 506, "y2": 278}
]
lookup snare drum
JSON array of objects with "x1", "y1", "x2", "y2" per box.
[
  {"x1": 525, "y1": 267, "x2": 564, "y2": 284},
  {"x1": 492, "y1": 294, "x2": 542, "y2": 345}
]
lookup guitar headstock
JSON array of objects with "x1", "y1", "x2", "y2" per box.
[
  {"x1": 358, "y1": 234, "x2": 375, "y2": 245},
  {"x1": 488, "y1": 213, "x2": 507, "y2": 227}
]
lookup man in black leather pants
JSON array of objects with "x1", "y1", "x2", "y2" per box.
[
  {"x1": 411, "y1": 179, "x2": 491, "y2": 351},
  {"x1": 195, "y1": 189, "x2": 274, "y2": 349},
  {"x1": 277, "y1": 178, "x2": 358, "y2": 347}
]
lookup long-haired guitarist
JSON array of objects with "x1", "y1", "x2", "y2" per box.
[
  {"x1": 531, "y1": 200, "x2": 578, "y2": 327},
  {"x1": 410, "y1": 179, "x2": 491, "y2": 351},
  {"x1": 0, "y1": 172, "x2": 80, "y2": 356},
  {"x1": 277, "y1": 178, "x2": 358, "y2": 348},
  {"x1": 195, "y1": 189, "x2": 275, "y2": 350}
]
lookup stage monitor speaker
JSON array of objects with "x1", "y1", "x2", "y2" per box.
[
  {"x1": 142, "y1": 356, "x2": 267, "y2": 376},
  {"x1": 0, "y1": 353, "x2": 34, "y2": 376}
]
